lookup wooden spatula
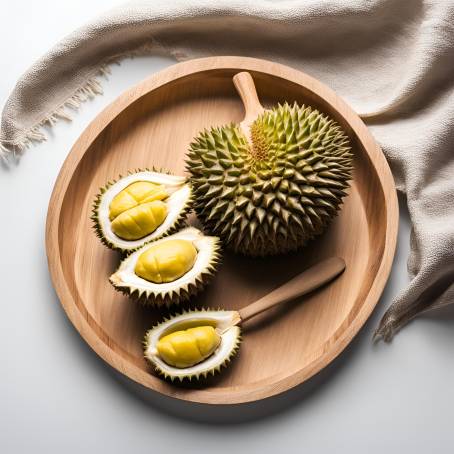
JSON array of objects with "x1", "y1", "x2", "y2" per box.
[{"x1": 237, "y1": 256, "x2": 346, "y2": 324}]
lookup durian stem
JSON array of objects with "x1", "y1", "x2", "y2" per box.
[
  {"x1": 233, "y1": 72, "x2": 265, "y2": 140},
  {"x1": 238, "y1": 257, "x2": 346, "y2": 323}
]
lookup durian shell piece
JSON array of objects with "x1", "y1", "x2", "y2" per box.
[
  {"x1": 144, "y1": 309, "x2": 241, "y2": 381},
  {"x1": 109, "y1": 227, "x2": 221, "y2": 306},
  {"x1": 92, "y1": 169, "x2": 193, "y2": 253}
]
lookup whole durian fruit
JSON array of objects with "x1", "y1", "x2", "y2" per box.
[{"x1": 186, "y1": 72, "x2": 353, "y2": 256}]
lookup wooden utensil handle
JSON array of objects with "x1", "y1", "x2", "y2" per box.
[
  {"x1": 233, "y1": 72, "x2": 265, "y2": 136},
  {"x1": 238, "y1": 257, "x2": 346, "y2": 323}
]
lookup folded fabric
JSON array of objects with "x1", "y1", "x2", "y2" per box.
[{"x1": 2, "y1": 0, "x2": 454, "y2": 340}]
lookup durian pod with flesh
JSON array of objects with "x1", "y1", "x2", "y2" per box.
[
  {"x1": 144, "y1": 309, "x2": 241, "y2": 381},
  {"x1": 92, "y1": 170, "x2": 193, "y2": 253},
  {"x1": 186, "y1": 72, "x2": 353, "y2": 256},
  {"x1": 109, "y1": 227, "x2": 221, "y2": 306}
]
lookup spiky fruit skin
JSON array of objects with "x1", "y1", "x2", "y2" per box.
[
  {"x1": 111, "y1": 260, "x2": 219, "y2": 307},
  {"x1": 91, "y1": 169, "x2": 193, "y2": 254},
  {"x1": 143, "y1": 309, "x2": 242, "y2": 382},
  {"x1": 187, "y1": 103, "x2": 353, "y2": 256}
]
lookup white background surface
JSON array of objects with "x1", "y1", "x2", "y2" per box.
[{"x1": 1, "y1": 2, "x2": 453, "y2": 453}]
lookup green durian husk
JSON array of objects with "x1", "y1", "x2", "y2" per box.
[{"x1": 186, "y1": 102, "x2": 353, "y2": 256}]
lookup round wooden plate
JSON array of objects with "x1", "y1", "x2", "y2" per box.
[{"x1": 46, "y1": 56, "x2": 398, "y2": 405}]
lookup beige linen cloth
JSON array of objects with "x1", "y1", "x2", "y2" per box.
[{"x1": 2, "y1": 0, "x2": 454, "y2": 341}]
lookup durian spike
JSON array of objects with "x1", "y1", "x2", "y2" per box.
[
  {"x1": 238, "y1": 256, "x2": 346, "y2": 323},
  {"x1": 233, "y1": 72, "x2": 265, "y2": 141}
]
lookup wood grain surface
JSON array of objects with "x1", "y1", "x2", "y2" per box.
[
  {"x1": 45, "y1": 56, "x2": 398, "y2": 405},
  {"x1": 238, "y1": 257, "x2": 346, "y2": 323}
]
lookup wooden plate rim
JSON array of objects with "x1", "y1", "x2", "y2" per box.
[{"x1": 45, "y1": 56, "x2": 398, "y2": 405}]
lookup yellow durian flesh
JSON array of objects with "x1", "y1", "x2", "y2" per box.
[
  {"x1": 109, "y1": 181, "x2": 168, "y2": 240},
  {"x1": 134, "y1": 239, "x2": 197, "y2": 283},
  {"x1": 110, "y1": 200, "x2": 167, "y2": 241},
  {"x1": 157, "y1": 326, "x2": 221, "y2": 368},
  {"x1": 109, "y1": 181, "x2": 168, "y2": 220}
]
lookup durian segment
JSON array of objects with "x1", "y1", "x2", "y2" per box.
[
  {"x1": 135, "y1": 239, "x2": 198, "y2": 283},
  {"x1": 111, "y1": 200, "x2": 167, "y2": 240},
  {"x1": 109, "y1": 181, "x2": 168, "y2": 221},
  {"x1": 92, "y1": 170, "x2": 193, "y2": 252},
  {"x1": 187, "y1": 102, "x2": 353, "y2": 256},
  {"x1": 157, "y1": 326, "x2": 221, "y2": 368},
  {"x1": 144, "y1": 310, "x2": 241, "y2": 381},
  {"x1": 110, "y1": 227, "x2": 221, "y2": 306}
]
